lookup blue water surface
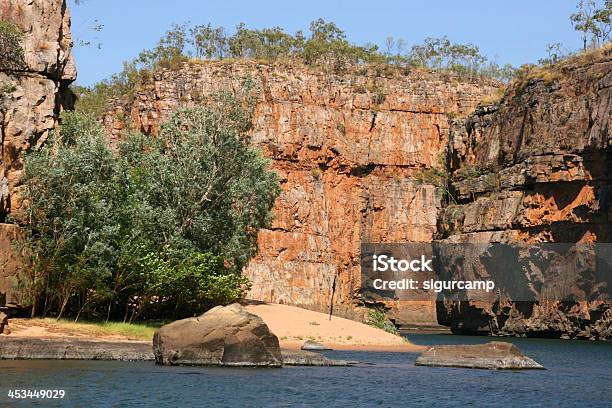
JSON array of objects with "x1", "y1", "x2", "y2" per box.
[{"x1": 0, "y1": 334, "x2": 610, "y2": 407}]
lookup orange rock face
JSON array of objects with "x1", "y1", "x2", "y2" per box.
[
  {"x1": 0, "y1": 0, "x2": 76, "y2": 219},
  {"x1": 0, "y1": 224, "x2": 23, "y2": 305},
  {"x1": 437, "y1": 50, "x2": 612, "y2": 339},
  {"x1": 103, "y1": 62, "x2": 499, "y2": 324},
  {"x1": 0, "y1": 0, "x2": 75, "y2": 306}
]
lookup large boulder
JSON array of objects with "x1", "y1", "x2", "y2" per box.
[
  {"x1": 153, "y1": 303, "x2": 282, "y2": 367},
  {"x1": 415, "y1": 341, "x2": 544, "y2": 370}
]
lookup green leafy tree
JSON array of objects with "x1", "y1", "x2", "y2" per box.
[
  {"x1": 137, "y1": 23, "x2": 190, "y2": 69},
  {"x1": 120, "y1": 92, "x2": 279, "y2": 271},
  {"x1": 191, "y1": 24, "x2": 228, "y2": 59},
  {"x1": 21, "y1": 89, "x2": 279, "y2": 321},
  {"x1": 74, "y1": 20, "x2": 517, "y2": 119},
  {"x1": 538, "y1": 42, "x2": 565, "y2": 65},
  {"x1": 408, "y1": 36, "x2": 487, "y2": 77},
  {"x1": 21, "y1": 113, "x2": 123, "y2": 319},
  {"x1": 571, "y1": 0, "x2": 612, "y2": 49}
]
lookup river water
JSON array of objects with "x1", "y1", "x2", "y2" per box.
[{"x1": 0, "y1": 334, "x2": 610, "y2": 407}]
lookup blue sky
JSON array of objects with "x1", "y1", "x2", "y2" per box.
[{"x1": 69, "y1": 0, "x2": 584, "y2": 86}]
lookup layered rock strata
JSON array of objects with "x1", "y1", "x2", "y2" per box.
[
  {"x1": 103, "y1": 62, "x2": 498, "y2": 325},
  {"x1": 436, "y1": 49, "x2": 612, "y2": 339}
]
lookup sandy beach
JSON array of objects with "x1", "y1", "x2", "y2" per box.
[{"x1": 244, "y1": 303, "x2": 423, "y2": 352}]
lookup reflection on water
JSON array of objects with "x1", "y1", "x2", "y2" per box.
[{"x1": 0, "y1": 334, "x2": 610, "y2": 407}]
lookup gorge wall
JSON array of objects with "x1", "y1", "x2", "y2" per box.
[
  {"x1": 437, "y1": 49, "x2": 612, "y2": 340},
  {"x1": 3, "y1": 0, "x2": 607, "y2": 337},
  {"x1": 0, "y1": 0, "x2": 76, "y2": 306},
  {"x1": 106, "y1": 53, "x2": 612, "y2": 337},
  {"x1": 103, "y1": 62, "x2": 498, "y2": 325}
]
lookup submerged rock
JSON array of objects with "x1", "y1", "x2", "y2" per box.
[
  {"x1": 281, "y1": 349, "x2": 351, "y2": 366},
  {"x1": 153, "y1": 303, "x2": 282, "y2": 367},
  {"x1": 301, "y1": 340, "x2": 332, "y2": 351},
  {"x1": 415, "y1": 341, "x2": 544, "y2": 370}
]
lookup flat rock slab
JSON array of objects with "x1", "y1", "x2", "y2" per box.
[
  {"x1": 0, "y1": 338, "x2": 154, "y2": 361},
  {"x1": 281, "y1": 349, "x2": 354, "y2": 366},
  {"x1": 415, "y1": 341, "x2": 544, "y2": 370}
]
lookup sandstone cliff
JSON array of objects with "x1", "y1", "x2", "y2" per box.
[
  {"x1": 0, "y1": 0, "x2": 76, "y2": 306},
  {"x1": 102, "y1": 62, "x2": 499, "y2": 325},
  {"x1": 98, "y1": 49, "x2": 612, "y2": 339},
  {"x1": 437, "y1": 48, "x2": 612, "y2": 340}
]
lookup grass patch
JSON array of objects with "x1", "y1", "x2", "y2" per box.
[
  {"x1": 511, "y1": 43, "x2": 612, "y2": 93},
  {"x1": 0, "y1": 81, "x2": 16, "y2": 95},
  {"x1": 479, "y1": 86, "x2": 506, "y2": 105},
  {"x1": 31, "y1": 318, "x2": 162, "y2": 341}
]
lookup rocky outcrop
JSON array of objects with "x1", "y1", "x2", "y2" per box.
[
  {"x1": 436, "y1": 48, "x2": 612, "y2": 339},
  {"x1": 103, "y1": 61, "x2": 499, "y2": 326},
  {"x1": 153, "y1": 303, "x2": 283, "y2": 366},
  {"x1": 415, "y1": 341, "x2": 544, "y2": 370},
  {"x1": 0, "y1": 0, "x2": 76, "y2": 219},
  {"x1": 0, "y1": 0, "x2": 76, "y2": 307},
  {"x1": 0, "y1": 224, "x2": 24, "y2": 307}
]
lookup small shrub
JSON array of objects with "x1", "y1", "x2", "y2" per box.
[
  {"x1": 0, "y1": 20, "x2": 24, "y2": 71},
  {"x1": 0, "y1": 81, "x2": 17, "y2": 95},
  {"x1": 366, "y1": 307, "x2": 399, "y2": 336},
  {"x1": 445, "y1": 111, "x2": 459, "y2": 120},
  {"x1": 415, "y1": 153, "x2": 449, "y2": 188},
  {"x1": 310, "y1": 167, "x2": 323, "y2": 178},
  {"x1": 415, "y1": 153, "x2": 456, "y2": 204},
  {"x1": 455, "y1": 164, "x2": 486, "y2": 181},
  {"x1": 540, "y1": 70, "x2": 562, "y2": 85},
  {"x1": 479, "y1": 87, "x2": 506, "y2": 106},
  {"x1": 372, "y1": 91, "x2": 386, "y2": 105}
]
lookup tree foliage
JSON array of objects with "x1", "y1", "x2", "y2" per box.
[
  {"x1": 571, "y1": 0, "x2": 612, "y2": 49},
  {"x1": 406, "y1": 36, "x2": 516, "y2": 81},
  {"x1": 0, "y1": 20, "x2": 24, "y2": 71},
  {"x1": 21, "y1": 91, "x2": 280, "y2": 322},
  {"x1": 366, "y1": 307, "x2": 399, "y2": 336},
  {"x1": 74, "y1": 19, "x2": 515, "y2": 117}
]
